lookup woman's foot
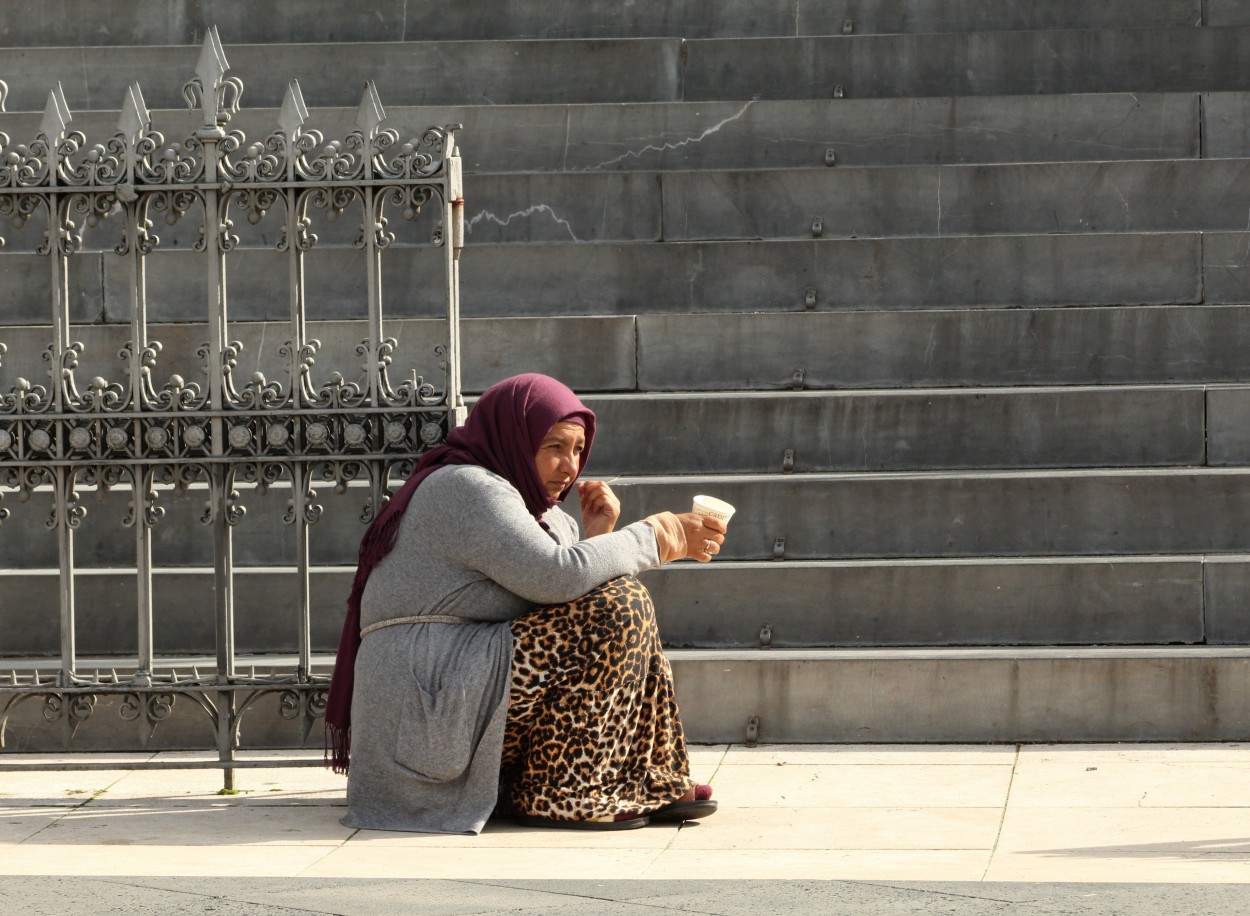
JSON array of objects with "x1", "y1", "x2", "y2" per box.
[
  {"x1": 650, "y1": 784, "x2": 717, "y2": 823},
  {"x1": 516, "y1": 811, "x2": 650, "y2": 830}
]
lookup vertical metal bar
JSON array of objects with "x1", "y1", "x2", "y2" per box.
[
  {"x1": 444, "y1": 138, "x2": 465, "y2": 424},
  {"x1": 49, "y1": 186, "x2": 77, "y2": 686},
  {"x1": 295, "y1": 480, "x2": 311, "y2": 681},
  {"x1": 128, "y1": 200, "x2": 154, "y2": 686},
  {"x1": 289, "y1": 188, "x2": 311, "y2": 682},
  {"x1": 365, "y1": 191, "x2": 382, "y2": 412},
  {"x1": 198, "y1": 124, "x2": 236, "y2": 789},
  {"x1": 54, "y1": 464, "x2": 76, "y2": 686},
  {"x1": 288, "y1": 197, "x2": 306, "y2": 407},
  {"x1": 362, "y1": 153, "x2": 387, "y2": 517},
  {"x1": 205, "y1": 189, "x2": 235, "y2": 684},
  {"x1": 134, "y1": 509, "x2": 154, "y2": 686},
  {"x1": 216, "y1": 690, "x2": 236, "y2": 792},
  {"x1": 196, "y1": 129, "x2": 234, "y2": 682}
]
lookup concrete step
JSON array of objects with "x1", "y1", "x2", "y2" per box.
[
  {"x1": 645, "y1": 558, "x2": 1214, "y2": 648},
  {"x1": 467, "y1": 234, "x2": 1207, "y2": 315},
  {"x1": 0, "y1": 1, "x2": 1214, "y2": 48},
  {"x1": 611, "y1": 469, "x2": 1250, "y2": 560},
  {"x1": 674, "y1": 646, "x2": 1250, "y2": 743},
  {"x1": 6, "y1": 646, "x2": 1250, "y2": 749},
  {"x1": 5, "y1": 27, "x2": 1250, "y2": 114},
  {"x1": 685, "y1": 27, "x2": 1250, "y2": 101},
  {"x1": 583, "y1": 387, "x2": 1208, "y2": 474},
  {"x1": 0, "y1": 40, "x2": 687, "y2": 113},
  {"x1": 0, "y1": 93, "x2": 1206, "y2": 171},
  {"x1": 3, "y1": 304, "x2": 1247, "y2": 398},
  {"x1": 660, "y1": 159, "x2": 1250, "y2": 242},
  {"x1": 9, "y1": 157, "x2": 1246, "y2": 249},
  {"x1": 7, "y1": 554, "x2": 1239, "y2": 655},
  {"x1": 7, "y1": 157, "x2": 1244, "y2": 263},
  {"x1": 0, "y1": 232, "x2": 1209, "y2": 324},
  {"x1": 0, "y1": 316, "x2": 639, "y2": 396},
  {"x1": 635, "y1": 306, "x2": 1247, "y2": 390},
  {"x1": 1204, "y1": 90, "x2": 1250, "y2": 157},
  {"x1": 3, "y1": 304, "x2": 1247, "y2": 401},
  {"x1": 455, "y1": 158, "x2": 1250, "y2": 244},
  {"x1": 8, "y1": 468, "x2": 1250, "y2": 567},
  {"x1": 379, "y1": 1, "x2": 1215, "y2": 40}
]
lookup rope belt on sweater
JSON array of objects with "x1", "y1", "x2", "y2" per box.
[{"x1": 360, "y1": 614, "x2": 476, "y2": 638}]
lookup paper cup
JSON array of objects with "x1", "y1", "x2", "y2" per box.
[{"x1": 691, "y1": 494, "x2": 736, "y2": 523}]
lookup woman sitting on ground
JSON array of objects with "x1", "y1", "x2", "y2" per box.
[{"x1": 325, "y1": 373, "x2": 726, "y2": 833}]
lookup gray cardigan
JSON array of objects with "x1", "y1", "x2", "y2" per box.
[{"x1": 342, "y1": 464, "x2": 662, "y2": 834}]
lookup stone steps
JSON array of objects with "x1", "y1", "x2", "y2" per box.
[
  {"x1": 5, "y1": 28, "x2": 1250, "y2": 113},
  {"x1": 634, "y1": 307, "x2": 1250, "y2": 389},
  {"x1": 658, "y1": 159, "x2": 1250, "y2": 242},
  {"x1": 0, "y1": 233, "x2": 1224, "y2": 324},
  {"x1": 686, "y1": 28, "x2": 1250, "y2": 101},
  {"x1": 673, "y1": 645, "x2": 1250, "y2": 743},
  {"x1": 7, "y1": 467, "x2": 1250, "y2": 567},
  {"x1": 8, "y1": 554, "x2": 1250, "y2": 656},
  {"x1": 5, "y1": 2, "x2": 1250, "y2": 747},
  {"x1": 7, "y1": 646, "x2": 1250, "y2": 749},
  {"x1": 6, "y1": 156, "x2": 1250, "y2": 249},
  {"x1": 0, "y1": 1, "x2": 1224, "y2": 50},
  {"x1": 13, "y1": 303, "x2": 1250, "y2": 394},
  {"x1": 585, "y1": 387, "x2": 1210, "y2": 473},
  {"x1": 0, "y1": 92, "x2": 1214, "y2": 170}
]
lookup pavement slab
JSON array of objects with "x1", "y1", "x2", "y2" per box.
[
  {"x1": 711, "y1": 761, "x2": 1015, "y2": 808},
  {"x1": 3, "y1": 743, "x2": 1250, "y2": 904}
]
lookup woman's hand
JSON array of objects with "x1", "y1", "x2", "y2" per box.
[
  {"x1": 676, "y1": 513, "x2": 727, "y2": 562},
  {"x1": 645, "y1": 512, "x2": 727, "y2": 563},
  {"x1": 579, "y1": 479, "x2": 622, "y2": 537}
]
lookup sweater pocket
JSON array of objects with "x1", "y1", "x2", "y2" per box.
[{"x1": 394, "y1": 683, "x2": 475, "y2": 783}]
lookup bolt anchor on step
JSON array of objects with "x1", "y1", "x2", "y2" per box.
[{"x1": 745, "y1": 715, "x2": 760, "y2": 747}]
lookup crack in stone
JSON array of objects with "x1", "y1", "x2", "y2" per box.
[
  {"x1": 578, "y1": 99, "x2": 757, "y2": 171},
  {"x1": 464, "y1": 204, "x2": 580, "y2": 242}
]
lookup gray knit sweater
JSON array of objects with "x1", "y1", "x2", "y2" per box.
[{"x1": 342, "y1": 464, "x2": 662, "y2": 834}]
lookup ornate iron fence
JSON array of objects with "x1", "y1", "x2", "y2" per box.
[{"x1": 0, "y1": 28, "x2": 465, "y2": 783}]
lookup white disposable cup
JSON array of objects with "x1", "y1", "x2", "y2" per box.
[{"x1": 691, "y1": 494, "x2": 736, "y2": 523}]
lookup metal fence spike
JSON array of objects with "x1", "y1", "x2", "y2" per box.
[
  {"x1": 38, "y1": 83, "x2": 70, "y2": 141},
  {"x1": 356, "y1": 80, "x2": 385, "y2": 137},
  {"x1": 196, "y1": 26, "x2": 229, "y2": 92},
  {"x1": 118, "y1": 81, "x2": 150, "y2": 147},
  {"x1": 279, "y1": 79, "x2": 309, "y2": 139}
]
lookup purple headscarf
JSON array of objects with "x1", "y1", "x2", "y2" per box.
[{"x1": 325, "y1": 373, "x2": 596, "y2": 773}]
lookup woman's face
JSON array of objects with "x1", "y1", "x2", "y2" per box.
[{"x1": 534, "y1": 421, "x2": 586, "y2": 499}]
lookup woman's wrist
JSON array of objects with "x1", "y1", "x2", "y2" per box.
[{"x1": 644, "y1": 512, "x2": 687, "y2": 564}]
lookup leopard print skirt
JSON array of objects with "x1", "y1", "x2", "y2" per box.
[{"x1": 500, "y1": 575, "x2": 694, "y2": 821}]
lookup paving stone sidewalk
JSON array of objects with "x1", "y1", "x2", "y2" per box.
[{"x1": 3, "y1": 744, "x2": 1249, "y2": 913}]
